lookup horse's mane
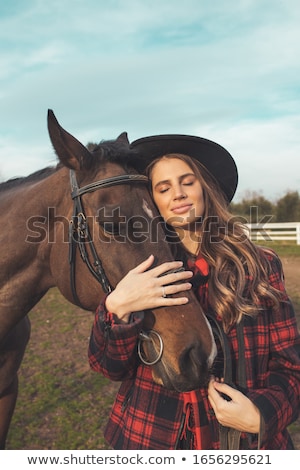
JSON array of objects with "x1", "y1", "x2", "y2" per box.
[
  {"x1": 90, "y1": 138, "x2": 139, "y2": 171},
  {"x1": 0, "y1": 138, "x2": 140, "y2": 192},
  {"x1": 0, "y1": 166, "x2": 60, "y2": 192}
]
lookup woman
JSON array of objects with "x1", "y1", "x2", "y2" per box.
[{"x1": 88, "y1": 134, "x2": 300, "y2": 450}]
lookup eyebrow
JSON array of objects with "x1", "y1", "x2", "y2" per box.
[{"x1": 153, "y1": 172, "x2": 195, "y2": 190}]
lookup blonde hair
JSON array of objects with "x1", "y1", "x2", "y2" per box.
[{"x1": 146, "y1": 153, "x2": 283, "y2": 332}]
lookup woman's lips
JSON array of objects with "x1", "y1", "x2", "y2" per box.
[{"x1": 171, "y1": 204, "x2": 193, "y2": 214}]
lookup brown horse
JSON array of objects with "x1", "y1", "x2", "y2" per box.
[{"x1": 0, "y1": 110, "x2": 216, "y2": 448}]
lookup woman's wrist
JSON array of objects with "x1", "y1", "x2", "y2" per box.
[{"x1": 105, "y1": 291, "x2": 131, "y2": 323}]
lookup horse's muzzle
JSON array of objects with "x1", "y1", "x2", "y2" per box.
[{"x1": 138, "y1": 329, "x2": 211, "y2": 392}]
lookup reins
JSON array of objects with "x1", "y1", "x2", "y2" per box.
[
  {"x1": 68, "y1": 169, "x2": 149, "y2": 307},
  {"x1": 206, "y1": 312, "x2": 246, "y2": 450}
]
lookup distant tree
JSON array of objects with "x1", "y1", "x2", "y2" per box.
[
  {"x1": 230, "y1": 191, "x2": 275, "y2": 223},
  {"x1": 276, "y1": 191, "x2": 300, "y2": 222}
]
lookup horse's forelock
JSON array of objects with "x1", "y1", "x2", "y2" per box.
[{"x1": 89, "y1": 139, "x2": 139, "y2": 171}]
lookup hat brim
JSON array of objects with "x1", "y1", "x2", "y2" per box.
[{"x1": 130, "y1": 134, "x2": 238, "y2": 202}]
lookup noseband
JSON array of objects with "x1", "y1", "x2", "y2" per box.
[
  {"x1": 137, "y1": 265, "x2": 185, "y2": 366},
  {"x1": 69, "y1": 169, "x2": 148, "y2": 305},
  {"x1": 137, "y1": 330, "x2": 164, "y2": 366}
]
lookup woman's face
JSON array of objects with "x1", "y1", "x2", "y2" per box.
[{"x1": 150, "y1": 157, "x2": 205, "y2": 230}]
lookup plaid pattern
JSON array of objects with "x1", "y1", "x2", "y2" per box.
[{"x1": 88, "y1": 249, "x2": 300, "y2": 450}]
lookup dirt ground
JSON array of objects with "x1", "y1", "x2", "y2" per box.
[
  {"x1": 276, "y1": 256, "x2": 300, "y2": 449},
  {"x1": 281, "y1": 257, "x2": 300, "y2": 298}
]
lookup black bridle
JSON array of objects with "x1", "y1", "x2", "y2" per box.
[{"x1": 69, "y1": 169, "x2": 149, "y2": 307}]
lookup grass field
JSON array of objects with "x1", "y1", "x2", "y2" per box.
[
  {"x1": 6, "y1": 293, "x2": 116, "y2": 450},
  {"x1": 5, "y1": 243, "x2": 300, "y2": 450}
]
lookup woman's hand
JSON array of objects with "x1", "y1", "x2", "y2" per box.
[
  {"x1": 105, "y1": 254, "x2": 193, "y2": 322},
  {"x1": 208, "y1": 377, "x2": 260, "y2": 434}
]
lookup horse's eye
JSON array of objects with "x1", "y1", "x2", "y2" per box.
[
  {"x1": 97, "y1": 208, "x2": 124, "y2": 236},
  {"x1": 100, "y1": 222, "x2": 120, "y2": 235}
]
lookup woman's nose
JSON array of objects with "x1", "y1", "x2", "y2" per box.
[{"x1": 173, "y1": 185, "x2": 187, "y2": 200}]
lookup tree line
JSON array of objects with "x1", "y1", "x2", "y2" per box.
[{"x1": 230, "y1": 191, "x2": 300, "y2": 223}]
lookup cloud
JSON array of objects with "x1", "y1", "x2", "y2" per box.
[
  {"x1": 0, "y1": 0, "x2": 300, "y2": 202},
  {"x1": 198, "y1": 115, "x2": 300, "y2": 201}
]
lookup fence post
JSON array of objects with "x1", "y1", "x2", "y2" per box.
[{"x1": 297, "y1": 223, "x2": 300, "y2": 245}]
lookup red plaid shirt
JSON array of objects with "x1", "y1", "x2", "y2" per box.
[{"x1": 88, "y1": 249, "x2": 300, "y2": 450}]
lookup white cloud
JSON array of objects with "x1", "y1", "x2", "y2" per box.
[
  {"x1": 0, "y1": 136, "x2": 55, "y2": 180},
  {"x1": 1, "y1": 0, "x2": 300, "y2": 202},
  {"x1": 196, "y1": 116, "x2": 300, "y2": 201}
]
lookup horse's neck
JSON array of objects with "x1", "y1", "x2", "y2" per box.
[{"x1": 26, "y1": 168, "x2": 71, "y2": 215}]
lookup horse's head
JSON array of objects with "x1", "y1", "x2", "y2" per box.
[{"x1": 47, "y1": 110, "x2": 216, "y2": 392}]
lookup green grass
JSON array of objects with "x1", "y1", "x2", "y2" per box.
[
  {"x1": 5, "y1": 289, "x2": 118, "y2": 450},
  {"x1": 254, "y1": 241, "x2": 300, "y2": 257},
  {"x1": 8, "y1": 370, "x2": 113, "y2": 449}
]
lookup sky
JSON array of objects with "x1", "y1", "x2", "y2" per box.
[{"x1": 0, "y1": 0, "x2": 300, "y2": 202}]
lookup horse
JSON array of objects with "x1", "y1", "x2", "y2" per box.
[{"x1": 0, "y1": 110, "x2": 216, "y2": 448}]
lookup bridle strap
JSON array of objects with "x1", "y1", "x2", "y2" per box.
[
  {"x1": 69, "y1": 169, "x2": 149, "y2": 307},
  {"x1": 71, "y1": 173, "x2": 149, "y2": 198},
  {"x1": 206, "y1": 313, "x2": 246, "y2": 450}
]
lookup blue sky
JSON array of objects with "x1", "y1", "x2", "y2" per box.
[{"x1": 1, "y1": 0, "x2": 300, "y2": 201}]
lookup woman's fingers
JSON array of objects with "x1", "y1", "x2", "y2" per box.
[
  {"x1": 105, "y1": 256, "x2": 194, "y2": 320},
  {"x1": 129, "y1": 256, "x2": 193, "y2": 287},
  {"x1": 130, "y1": 255, "x2": 186, "y2": 277},
  {"x1": 160, "y1": 281, "x2": 192, "y2": 297},
  {"x1": 150, "y1": 260, "x2": 186, "y2": 278},
  {"x1": 129, "y1": 254, "x2": 156, "y2": 273},
  {"x1": 208, "y1": 378, "x2": 260, "y2": 433}
]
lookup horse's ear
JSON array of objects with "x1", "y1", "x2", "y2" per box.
[
  {"x1": 47, "y1": 109, "x2": 92, "y2": 171},
  {"x1": 116, "y1": 132, "x2": 129, "y2": 144}
]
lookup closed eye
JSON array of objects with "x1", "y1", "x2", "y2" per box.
[
  {"x1": 159, "y1": 181, "x2": 194, "y2": 193},
  {"x1": 97, "y1": 207, "x2": 124, "y2": 236},
  {"x1": 159, "y1": 187, "x2": 170, "y2": 194},
  {"x1": 182, "y1": 176, "x2": 196, "y2": 186},
  {"x1": 99, "y1": 222, "x2": 120, "y2": 235},
  {"x1": 156, "y1": 175, "x2": 196, "y2": 194}
]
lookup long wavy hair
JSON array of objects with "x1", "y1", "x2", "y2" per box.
[{"x1": 146, "y1": 153, "x2": 283, "y2": 332}]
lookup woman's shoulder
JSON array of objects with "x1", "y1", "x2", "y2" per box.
[
  {"x1": 255, "y1": 245, "x2": 281, "y2": 262},
  {"x1": 254, "y1": 245, "x2": 285, "y2": 276}
]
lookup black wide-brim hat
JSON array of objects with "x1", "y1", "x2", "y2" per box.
[{"x1": 130, "y1": 135, "x2": 238, "y2": 202}]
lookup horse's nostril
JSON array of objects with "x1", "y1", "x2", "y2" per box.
[{"x1": 180, "y1": 343, "x2": 208, "y2": 385}]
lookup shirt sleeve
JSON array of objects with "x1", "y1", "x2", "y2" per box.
[
  {"x1": 88, "y1": 295, "x2": 145, "y2": 381},
  {"x1": 247, "y1": 250, "x2": 300, "y2": 447}
]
